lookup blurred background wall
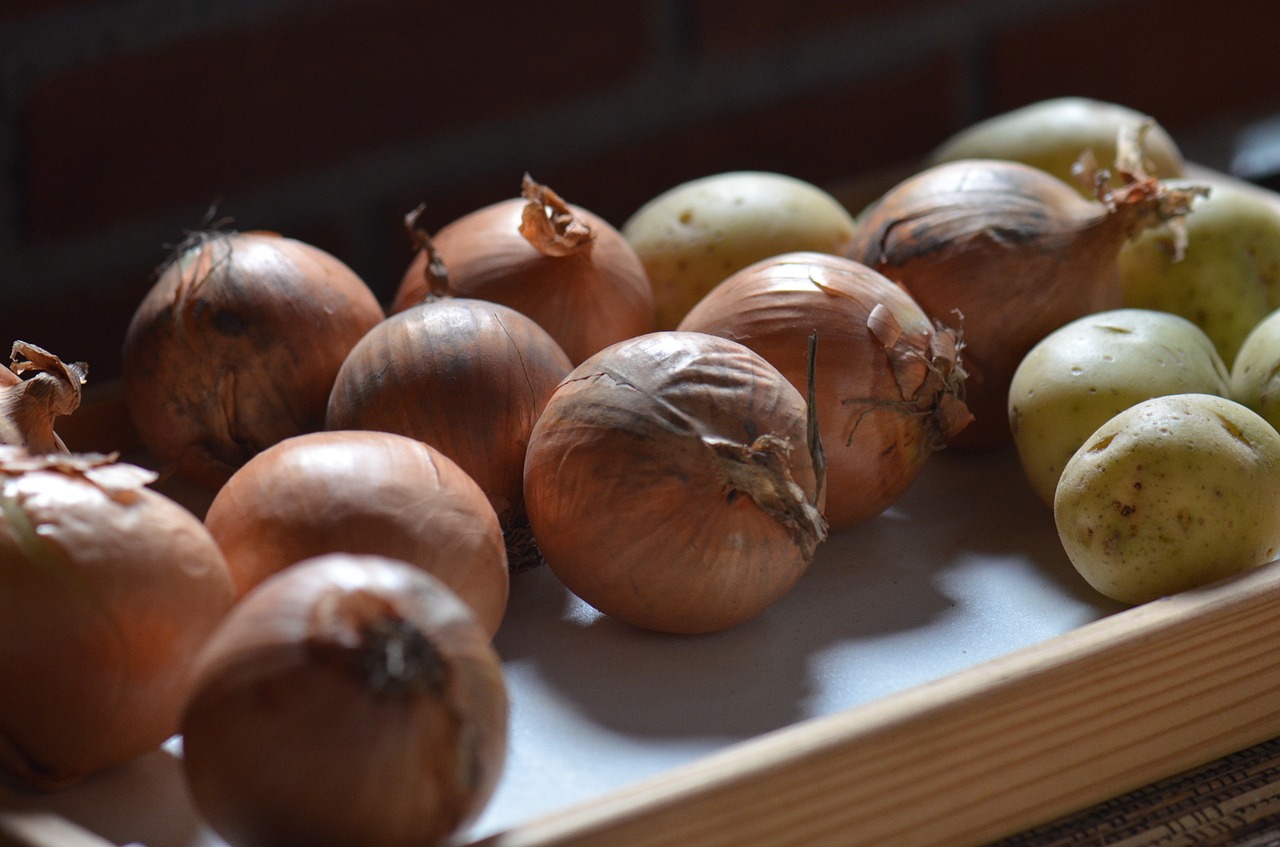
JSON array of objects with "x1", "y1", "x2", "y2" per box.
[{"x1": 4, "y1": 0, "x2": 1279, "y2": 381}]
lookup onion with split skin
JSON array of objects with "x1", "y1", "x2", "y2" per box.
[
  {"x1": 678, "y1": 251, "x2": 970, "y2": 530},
  {"x1": 0, "y1": 341, "x2": 87, "y2": 454},
  {"x1": 203, "y1": 430, "x2": 509, "y2": 637},
  {"x1": 523, "y1": 331, "x2": 827, "y2": 634},
  {"x1": 122, "y1": 229, "x2": 385, "y2": 488},
  {"x1": 326, "y1": 297, "x2": 572, "y2": 573},
  {"x1": 391, "y1": 175, "x2": 655, "y2": 365},
  {"x1": 847, "y1": 143, "x2": 1203, "y2": 448},
  {"x1": 0, "y1": 447, "x2": 234, "y2": 791},
  {"x1": 180, "y1": 553, "x2": 508, "y2": 847}
]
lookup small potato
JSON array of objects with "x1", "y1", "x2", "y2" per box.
[
  {"x1": 621, "y1": 171, "x2": 857, "y2": 330},
  {"x1": 1009, "y1": 309, "x2": 1229, "y2": 506},
  {"x1": 1054, "y1": 393, "x2": 1280, "y2": 605}
]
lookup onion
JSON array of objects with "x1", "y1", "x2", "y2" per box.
[
  {"x1": 203, "y1": 430, "x2": 509, "y2": 637},
  {"x1": 326, "y1": 297, "x2": 572, "y2": 572},
  {"x1": 847, "y1": 145, "x2": 1203, "y2": 448},
  {"x1": 122, "y1": 230, "x2": 385, "y2": 488},
  {"x1": 678, "y1": 252, "x2": 970, "y2": 529},
  {"x1": 0, "y1": 341, "x2": 87, "y2": 454},
  {"x1": 391, "y1": 175, "x2": 654, "y2": 365},
  {"x1": 523, "y1": 331, "x2": 827, "y2": 634},
  {"x1": 180, "y1": 553, "x2": 508, "y2": 847},
  {"x1": 0, "y1": 447, "x2": 234, "y2": 791}
]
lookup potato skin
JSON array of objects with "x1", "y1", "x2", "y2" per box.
[
  {"x1": 1009, "y1": 309, "x2": 1229, "y2": 506},
  {"x1": 1054, "y1": 393, "x2": 1280, "y2": 605}
]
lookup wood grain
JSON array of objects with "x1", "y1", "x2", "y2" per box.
[{"x1": 468, "y1": 561, "x2": 1280, "y2": 847}]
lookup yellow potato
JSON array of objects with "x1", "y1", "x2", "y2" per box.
[
  {"x1": 1009, "y1": 309, "x2": 1229, "y2": 506},
  {"x1": 1054, "y1": 393, "x2": 1280, "y2": 605}
]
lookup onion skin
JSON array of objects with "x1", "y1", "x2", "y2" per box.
[
  {"x1": 327, "y1": 298, "x2": 572, "y2": 571},
  {"x1": 122, "y1": 230, "x2": 385, "y2": 488},
  {"x1": 0, "y1": 342, "x2": 87, "y2": 454},
  {"x1": 0, "y1": 448, "x2": 234, "y2": 791},
  {"x1": 180, "y1": 554, "x2": 508, "y2": 847},
  {"x1": 523, "y1": 331, "x2": 827, "y2": 634},
  {"x1": 391, "y1": 177, "x2": 654, "y2": 365},
  {"x1": 848, "y1": 158, "x2": 1200, "y2": 448},
  {"x1": 204, "y1": 430, "x2": 509, "y2": 637},
  {"x1": 679, "y1": 252, "x2": 970, "y2": 529}
]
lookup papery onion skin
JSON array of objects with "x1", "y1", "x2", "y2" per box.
[
  {"x1": 0, "y1": 341, "x2": 87, "y2": 454},
  {"x1": 180, "y1": 554, "x2": 508, "y2": 847},
  {"x1": 203, "y1": 430, "x2": 509, "y2": 637},
  {"x1": 0, "y1": 448, "x2": 234, "y2": 791},
  {"x1": 122, "y1": 230, "x2": 385, "y2": 488},
  {"x1": 391, "y1": 177, "x2": 654, "y2": 365},
  {"x1": 678, "y1": 252, "x2": 970, "y2": 530},
  {"x1": 327, "y1": 298, "x2": 572, "y2": 571},
  {"x1": 523, "y1": 331, "x2": 827, "y2": 634},
  {"x1": 848, "y1": 158, "x2": 1199, "y2": 449}
]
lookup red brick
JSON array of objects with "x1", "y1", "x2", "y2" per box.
[
  {"x1": 384, "y1": 51, "x2": 965, "y2": 245},
  {"x1": 688, "y1": 0, "x2": 944, "y2": 54},
  {"x1": 0, "y1": 0, "x2": 94, "y2": 22},
  {"x1": 988, "y1": 0, "x2": 1280, "y2": 136},
  {"x1": 20, "y1": 1, "x2": 655, "y2": 240}
]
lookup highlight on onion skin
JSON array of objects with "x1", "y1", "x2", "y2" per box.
[
  {"x1": 122, "y1": 229, "x2": 385, "y2": 489},
  {"x1": 847, "y1": 152, "x2": 1203, "y2": 449},
  {"x1": 679, "y1": 252, "x2": 970, "y2": 530},
  {"x1": 391, "y1": 175, "x2": 655, "y2": 366},
  {"x1": 180, "y1": 554, "x2": 508, "y2": 847},
  {"x1": 327, "y1": 297, "x2": 572, "y2": 573},
  {"x1": 0, "y1": 447, "x2": 235, "y2": 792},
  {"x1": 203, "y1": 430, "x2": 509, "y2": 638},
  {"x1": 0, "y1": 341, "x2": 87, "y2": 454},
  {"x1": 523, "y1": 331, "x2": 828, "y2": 635}
]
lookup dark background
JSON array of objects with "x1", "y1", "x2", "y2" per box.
[{"x1": 4, "y1": 0, "x2": 1279, "y2": 382}]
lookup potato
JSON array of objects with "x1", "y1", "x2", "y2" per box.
[
  {"x1": 621, "y1": 171, "x2": 857, "y2": 329},
  {"x1": 1120, "y1": 178, "x2": 1280, "y2": 367},
  {"x1": 1230, "y1": 306, "x2": 1280, "y2": 432},
  {"x1": 1054, "y1": 393, "x2": 1280, "y2": 605},
  {"x1": 1009, "y1": 309, "x2": 1229, "y2": 506}
]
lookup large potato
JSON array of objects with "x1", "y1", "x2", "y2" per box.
[
  {"x1": 621, "y1": 171, "x2": 857, "y2": 329},
  {"x1": 1054, "y1": 393, "x2": 1280, "y2": 605},
  {"x1": 1009, "y1": 309, "x2": 1229, "y2": 506}
]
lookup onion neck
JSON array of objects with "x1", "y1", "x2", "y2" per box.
[
  {"x1": 708, "y1": 433, "x2": 828, "y2": 559},
  {"x1": 518, "y1": 174, "x2": 595, "y2": 258},
  {"x1": 309, "y1": 589, "x2": 448, "y2": 697},
  {"x1": 0, "y1": 343, "x2": 87, "y2": 455}
]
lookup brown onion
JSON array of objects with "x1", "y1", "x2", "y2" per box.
[
  {"x1": 180, "y1": 553, "x2": 508, "y2": 847},
  {"x1": 678, "y1": 252, "x2": 970, "y2": 529},
  {"x1": 203, "y1": 430, "x2": 509, "y2": 637},
  {"x1": 0, "y1": 448, "x2": 234, "y2": 791},
  {"x1": 122, "y1": 230, "x2": 385, "y2": 488},
  {"x1": 391, "y1": 175, "x2": 654, "y2": 365},
  {"x1": 327, "y1": 297, "x2": 572, "y2": 572},
  {"x1": 523, "y1": 331, "x2": 827, "y2": 634},
  {"x1": 847, "y1": 150, "x2": 1201, "y2": 448},
  {"x1": 0, "y1": 341, "x2": 87, "y2": 454}
]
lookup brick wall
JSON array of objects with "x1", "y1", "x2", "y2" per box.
[{"x1": 3, "y1": 0, "x2": 1279, "y2": 381}]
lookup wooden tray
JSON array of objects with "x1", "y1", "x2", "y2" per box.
[{"x1": 7, "y1": 232, "x2": 1280, "y2": 847}]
